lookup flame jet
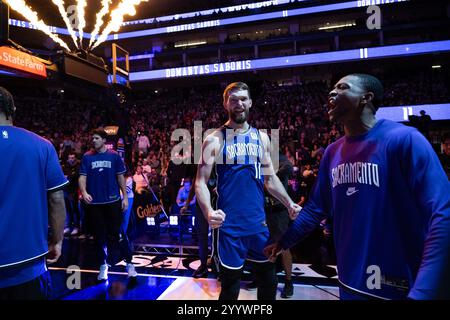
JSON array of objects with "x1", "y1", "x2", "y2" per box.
[
  {"x1": 76, "y1": 0, "x2": 87, "y2": 48},
  {"x1": 88, "y1": 0, "x2": 112, "y2": 49},
  {"x1": 4, "y1": 0, "x2": 70, "y2": 51},
  {"x1": 90, "y1": 0, "x2": 148, "y2": 50},
  {"x1": 51, "y1": 0, "x2": 80, "y2": 49}
]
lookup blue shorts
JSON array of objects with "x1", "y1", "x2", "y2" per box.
[{"x1": 217, "y1": 229, "x2": 271, "y2": 269}]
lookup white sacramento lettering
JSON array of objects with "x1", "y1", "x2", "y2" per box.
[
  {"x1": 226, "y1": 143, "x2": 263, "y2": 160},
  {"x1": 331, "y1": 162, "x2": 380, "y2": 187},
  {"x1": 91, "y1": 161, "x2": 112, "y2": 169}
]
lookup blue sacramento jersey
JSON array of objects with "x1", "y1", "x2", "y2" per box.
[
  {"x1": 79, "y1": 149, "x2": 126, "y2": 204},
  {"x1": 280, "y1": 119, "x2": 450, "y2": 299},
  {"x1": 215, "y1": 126, "x2": 267, "y2": 236},
  {"x1": 0, "y1": 126, "x2": 68, "y2": 288}
]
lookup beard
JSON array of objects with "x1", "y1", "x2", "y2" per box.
[{"x1": 229, "y1": 109, "x2": 249, "y2": 124}]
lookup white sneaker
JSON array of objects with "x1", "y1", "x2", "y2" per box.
[
  {"x1": 126, "y1": 263, "x2": 137, "y2": 278},
  {"x1": 97, "y1": 264, "x2": 109, "y2": 281},
  {"x1": 70, "y1": 228, "x2": 79, "y2": 236}
]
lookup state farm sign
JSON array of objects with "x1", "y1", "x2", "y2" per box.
[{"x1": 0, "y1": 46, "x2": 47, "y2": 78}]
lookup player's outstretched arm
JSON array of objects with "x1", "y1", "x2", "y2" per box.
[
  {"x1": 260, "y1": 131, "x2": 301, "y2": 219},
  {"x1": 195, "y1": 133, "x2": 226, "y2": 228}
]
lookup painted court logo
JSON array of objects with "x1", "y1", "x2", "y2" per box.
[{"x1": 2, "y1": 130, "x2": 8, "y2": 139}]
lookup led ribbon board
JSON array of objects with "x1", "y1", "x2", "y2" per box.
[
  {"x1": 8, "y1": 19, "x2": 91, "y2": 38},
  {"x1": 9, "y1": 1, "x2": 408, "y2": 40},
  {"x1": 377, "y1": 104, "x2": 450, "y2": 122},
  {"x1": 111, "y1": 0, "x2": 407, "y2": 40},
  {"x1": 129, "y1": 40, "x2": 450, "y2": 81},
  {"x1": 123, "y1": 0, "x2": 296, "y2": 26}
]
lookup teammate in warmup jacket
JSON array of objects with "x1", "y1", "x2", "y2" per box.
[{"x1": 265, "y1": 74, "x2": 450, "y2": 300}]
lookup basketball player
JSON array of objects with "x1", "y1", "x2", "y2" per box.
[
  {"x1": 265, "y1": 74, "x2": 450, "y2": 300},
  {"x1": 79, "y1": 128, "x2": 136, "y2": 281},
  {"x1": 0, "y1": 87, "x2": 67, "y2": 299},
  {"x1": 196, "y1": 82, "x2": 302, "y2": 300}
]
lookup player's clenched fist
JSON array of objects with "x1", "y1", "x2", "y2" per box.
[{"x1": 207, "y1": 209, "x2": 226, "y2": 229}]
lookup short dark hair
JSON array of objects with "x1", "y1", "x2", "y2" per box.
[
  {"x1": 92, "y1": 127, "x2": 108, "y2": 139},
  {"x1": 0, "y1": 87, "x2": 15, "y2": 120},
  {"x1": 223, "y1": 82, "x2": 251, "y2": 102},
  {"x1": 350, "y1": 74, "x2": 384, "y2": 111}
]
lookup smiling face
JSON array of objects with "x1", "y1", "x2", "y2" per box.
[
  {"x1": 327, "y1": 75, "x2": 370, "y2": 124},
  {"x1": 223, "y1": 89, "x2": 252, "y2": 124}
]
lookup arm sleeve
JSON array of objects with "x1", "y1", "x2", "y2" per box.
[
  {"x1": 116, "y1": 154, "x2": 126, "y2": 175},
  {"x1": 79, "y1": 155, "x2": 88, "y2": 176},
  {"x1": 46, "y1": 143, "x2": 68, "y2": 191},
  {"x1": 280, "y1": 151, "x2": 331, "y2": 249},
  {"x1": 405, "y1": 131, "x2": 450, "y2": 299}
]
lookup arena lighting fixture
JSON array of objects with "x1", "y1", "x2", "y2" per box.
[
  {"x1": 431, "y1": 65, "x2": 441, "y2": 69},
  {"x1": 318, "y1": 22, "x2": 356, "y2": 30},
  {"x1": 9, "y1": 0, "x2": 409, "y2": 40},
  {"x1": 146, "y1": 217, "x2": 156, "y2": 226},
  {"x1": 169, "y1": 216, "x2": 179, "y2": 226},
  {"x1": 174, "y1": 41, "x2": 207, "y2": 48}
]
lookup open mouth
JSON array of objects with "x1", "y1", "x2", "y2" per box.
[
  {"x1": 327, "y1": 98, "x2": 337, "y2": 115},
  {"x1": 328, "y1": 98, "x2": 336, "y2": 110}
]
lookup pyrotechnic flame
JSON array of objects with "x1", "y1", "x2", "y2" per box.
[
  {"x1": 90, "y1": 0, "x2": 148, "y2": 50},
  {"x1": 51, "y1": 0, "x2": 79, "y2": 49},
  {"x1": 88, "y1": 0, "x2": 112, "y2": 49},
  {"x1": 76, "y1": 0, "x2": 88, "y2": 48},
  {"x1": 4, "y1": 0, "x2": 70, "y2": 51}
]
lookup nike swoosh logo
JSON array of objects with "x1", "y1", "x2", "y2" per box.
[{"x1": 346, "y1": 189, "x2": 359, "y2": 196}]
